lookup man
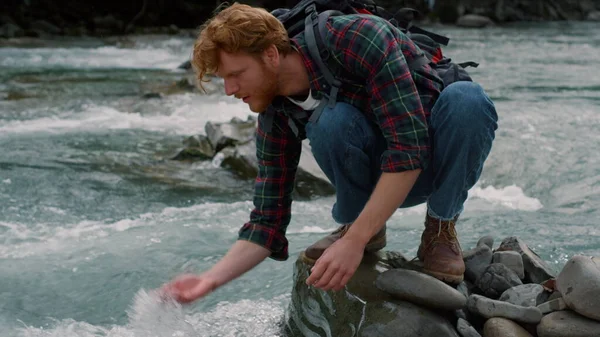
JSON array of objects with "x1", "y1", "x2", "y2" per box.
[{"x1": 162, "y1": 2, "x2": 498, "y2": 303}]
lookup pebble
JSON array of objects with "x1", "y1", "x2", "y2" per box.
[
  {"x1": 467, "y1": 294, "x2": 542, "y2": 324},
  {"x1": 483, "y1": 317, "x2": 534, "y2": 337},
  {"x1": 375, "y1": 269, "x2": 467, "y2": 311},
  {"x1": 556, "y1": 255, "x2": 600, "y2": 321}
]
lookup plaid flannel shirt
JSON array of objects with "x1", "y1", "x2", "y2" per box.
[{"x1": 238, "y1": 14, "x2": 443, "y2": 260}]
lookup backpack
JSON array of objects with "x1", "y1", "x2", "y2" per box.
[{"x1": 266, "y1": 0, "x2": 479, "y2": 135}]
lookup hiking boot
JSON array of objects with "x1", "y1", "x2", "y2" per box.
[
  {"x1": 417, "y1": 213, "x2": 465, "y2": 284},
  {"x1": 301, "y1": 224, "x2": 387, "y2": 264}
]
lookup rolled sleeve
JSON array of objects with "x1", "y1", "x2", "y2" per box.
[{"x1": 237, "y1": 108, "x2": 302, "y2": 261}]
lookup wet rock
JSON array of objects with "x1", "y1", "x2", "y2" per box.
[
  {"x1": 375, "y1": 269, "x2": 467, "y2": 311},
  {"x1": 285, "y1": 253, "x2": 459, "y2": 337},
  {"x1": 0, "y1": 23, "x2": 24, "y2": 38},
  {"x1": 142, "y1": 92, "x2": 162, "y2": 99},
  {"x1": 30, "y1": 20, "x2": 61, "y2": 35},
  {"x1": 467, "y1": 294, "x2": 542, "y2": 324},
  {"x1": 483, "y1": 317, "x2": 533, "y2": 337},
  {"x1": 556, "y1": 255, "x2": 600, "y2": 321},
  {"x1": 496, "y1": 236, "x2": 556, "y2": 284},
  {"x1": 477, "y1": 236, "x2": 494, "y2": 250},
  {"x1": 499, "y1": 284, "x2": 545, "y2": 307},
  {"x1": 456, "y1": 14, "x2": 494, "y2": 28},
  {"x1": 457, "y1": 318, "x2": 481, "y2": 337},
  {"x1": 178, "y1": 61, "x2": 192, "y2": 70},
  {"x1": 476, "y1": 263, "x2": 522, "y2": 299},
  {"x1": 537, "y1": 297, "x2": 567, "y2": 314},
  {"x1": 463, "y1": 245, "x2": 493, "y2": 282},
  {"x1": 171, "y1": 135, "x2": 215, "y2": 161},
  {"x1": 93, "y1": 15, "x2": 124, "y2": 33},
  {"x1": 359, "y1": 301, "x2": 461, "y2": 337},
  {"x1": 586, "y1": 11, "x2": 600, "y2": 21},
  {"x1": 205, "y1": 117, "x2": 256, "y2": 153},
  {"x1": 493, "y1": 251, "x2": 524, "y2": 280},
  {"x1": 220, "y1": 142, "x2": 257, "y2": 178},
  {"x1": 537, "y1": 310, "x2": 600, "y2": 337}
]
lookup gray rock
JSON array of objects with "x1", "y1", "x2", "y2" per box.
[
  {"x1": 457, "y1": 318, "x2": 481, "y2": 337},
  {"x1": 587, "y1": 11, "x2": 600, "y2": 21},
  {"x1": 476, "y1": 263, "x2": 523, "y2": 298},
  {"x1": 456, "y1": 14, "x2": 494, "y2": 28},
  {"x1": 483, "y1": 317, "x2": 533, "y2": 337},
  {"x1": 545, "y1": 291, "x2": 562, "y2": 303},
  {"x1": 360, "y1": 301, "x2": 460, "y2": 337},
  {"x1": 0, "y1": 23, "x2": 24, "y2": 38},
  {"x1": 375, "y1": 269, "x2": 467, "y2": 311},
  {"x1": 463, "y1": 245, "x2": 493, "y2": 282},
  {"x1": 499, "y1": 284, "x2": 545, "y2": 307},
  {"x1": 556, "y1": 255, "x2": 600, "y2": 321},
  {"x1": 537, "y1": 310, "x2": 600, "y2": 337},
  {"x1": 205, "y1": 116, "x2": 256, "y2": 152},
  {"x1": 537, "y1": 297, "x2": 567, "y2": 314},
  {"x1": 467, "y1": 294, "x2": 542, "y2": 324},
  {"x1": 477, "y1": 235, "x2": 494, "y2": 249},
  {"x1": 496, "y1": 237, "x2": 556, "y2": 284},
  {"x1": 30, "y1": 20, "x2": 62, "y2": 35},
  {"x1": 171, "y1": 135, "x2": 215, "y2": 160},
  {"x1": 493, "y1": 251, "x2": 525, "y2": 279}
]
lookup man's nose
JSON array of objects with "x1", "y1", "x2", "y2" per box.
[{"x1": 224, "y1": 79, "x2": 239, "y2": 96}]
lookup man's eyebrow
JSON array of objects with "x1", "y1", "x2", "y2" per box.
[{"x1": 224, "y1": 68, "x2": 245, "y2": 77}]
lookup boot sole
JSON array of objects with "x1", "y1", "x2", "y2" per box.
[
  {"x1": 422, "y1": 268, "x2": 464, "y2": 284},
  {"x1": 300, "y1": 236, "x2": 387, "y2": 265}
]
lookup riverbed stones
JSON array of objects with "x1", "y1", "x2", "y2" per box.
[
  {"x1": 496, "y1": 237, "x2": 556, "y2": 283},
  {"x1": 360, "y1": 301, "x2": 460, "y2": 337},
  {"x1": 483, "y1": 317, "x2": 533, "y2": 337},
  {"x1": 375, "y1": 269, "x2": 467, "y2": 311},
  {"x1": 499, "y1": 284, "x2": 546, "y2": 307},
  {"x1": 457, "y1": 318, "x2": 481, "y2": 337},
  {"x1": 493, "y1": 251, "x2": 525, "y2": 279},
  {"x1": 537, "y1": 310, "x2": 600, "y2": 337},
  {"x1": 476, "y1": 263, "x2": 523, "y2": 298},
  {"x1": 456, "y1": 14, "x2": 494, "y2": 28},
  {"x1": 467, "y1": 294, "x2": 542, "y2": 324},
  {"x1": 463, "y1": 245, "x2": 493, "y2": 282},
  {"x1": 556, "y1": 255, "x2": 600, "y2": 321},
  {"x1": 477, "y1": 236, "x2": 494, "y2": 250},
  {"x1": 537, "y1": 297, "x2": 567, "y2": 314},
  {"x1": 205, "y1": 116, "x2": 255, "y2": 153}
]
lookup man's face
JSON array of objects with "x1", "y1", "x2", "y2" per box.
[{"x1": 216, "y1": 49, "x2": 279, "y2": 113}]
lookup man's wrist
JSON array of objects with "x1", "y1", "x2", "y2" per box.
[{"x1": 344, "y1": 221, "x2": 376, "y2": 247}]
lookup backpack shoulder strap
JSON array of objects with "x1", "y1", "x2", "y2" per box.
[{"x1": 303, "y1": 4, "x2": 345, "y2": 123}]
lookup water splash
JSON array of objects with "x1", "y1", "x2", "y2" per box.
[{"x1": 126, "y1": 289, "x2": 197, "y2": 337}]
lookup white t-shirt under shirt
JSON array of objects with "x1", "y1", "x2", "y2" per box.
[{"x1": 286, "y1": 89, "x2": 322, "y2": 110}]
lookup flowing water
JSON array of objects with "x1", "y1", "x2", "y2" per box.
[{"x1": 1, "y1": 21, "x2": 599, "y2": 337}]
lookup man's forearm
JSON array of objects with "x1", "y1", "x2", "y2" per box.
[
  {"x1": 205, "y1": 240, "x2": 271, "y2": 287},
  {"x1": 345, "y1": 170, "x2": 421, "y2": 245}
]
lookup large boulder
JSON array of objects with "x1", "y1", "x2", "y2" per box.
[{"x1": 282, "y1": 252, "x2": 460, "y2": 337}]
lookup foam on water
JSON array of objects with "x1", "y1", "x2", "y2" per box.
[
  {"x1": 0, "y1": 45, "x2": 186, "y2": 70},
  {"x1": 14, "y1": 290, "x2": 287, "y2": 337},
  {"x1": 0, "y1": 95, "x2": 253, "y2": 137}
]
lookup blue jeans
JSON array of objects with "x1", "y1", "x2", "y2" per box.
[{"x1": 305, "y1": 81, "x2": 498, "y2": 223}]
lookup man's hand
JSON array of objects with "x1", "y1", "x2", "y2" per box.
[
  {"x1": 158, "y1": 240, "x2": 270, "y2": 304},
  {"x1": 161, "y1": 273, "x2": 219, "y2": 303},
  {"x1": 305, "y1": 236, "x2": 364, "y2": 291}
]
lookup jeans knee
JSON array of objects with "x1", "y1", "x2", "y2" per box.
[
  {"x1": 433, "y1": 81, "x2": 498, "y2": 133},
  {"x1": 306, "y1": 102, "x2": 369, "y2": 157}
]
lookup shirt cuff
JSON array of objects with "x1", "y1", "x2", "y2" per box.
[
  {"x1": 380, "y1": 148, "x2": 429, "y2": 173},
  {"x1": 238, "y1": 223, "x2": 289, "y2": 261}
]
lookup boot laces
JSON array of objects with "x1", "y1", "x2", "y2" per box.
[{"x1": 425, "y1": 219, "x2": 460, "y2": 254}]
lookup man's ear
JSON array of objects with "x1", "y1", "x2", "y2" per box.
[{"x1": 262, "y1": 44, "x2": 280, "y2": 68}]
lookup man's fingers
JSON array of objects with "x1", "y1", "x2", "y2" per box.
[
  {"x1": 306, "y1": 257, "x2": 328, "y2": 285},
  {"x1": 322, "y1": 270, "x2": 345, "y2": 291},
  {"x1": 313, "y1": 263, "x2": 339, "y2": 288}
]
